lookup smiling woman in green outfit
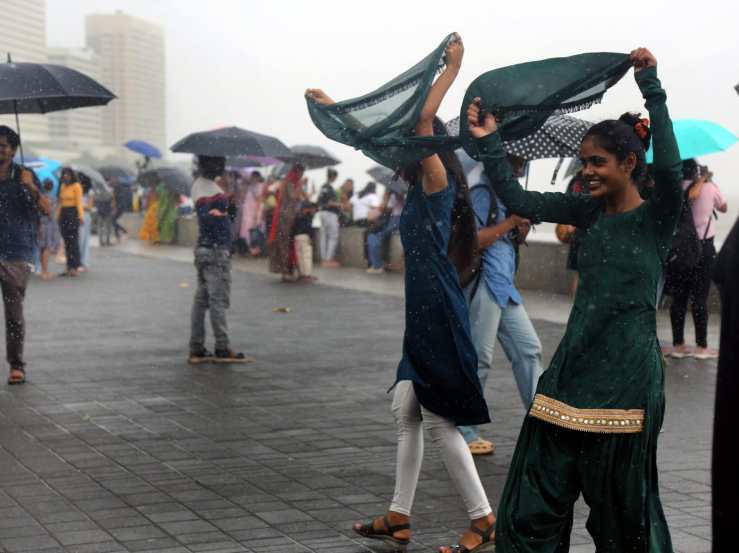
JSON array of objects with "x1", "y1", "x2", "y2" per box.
[{"x1": 466, "y1": 48, "x2": 682, "y2": 552}]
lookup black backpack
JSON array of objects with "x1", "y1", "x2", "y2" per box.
[{"x1": 664, "y1": 184, "x2": 709, "y2": 289}]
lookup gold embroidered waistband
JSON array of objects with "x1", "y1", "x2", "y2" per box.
[{"x1": 529, "y1": 394, "x2": 644, "y2": 434}]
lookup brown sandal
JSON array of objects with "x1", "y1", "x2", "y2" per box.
[
  {"x1": 353, "y1": 514, "x2": 410, "y2": 550},
  {"x1": 8, "y1": 368, "x2": 26, "y2": 385}
]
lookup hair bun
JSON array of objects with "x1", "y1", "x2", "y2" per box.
[{"x1": 618, "y1": 112, "x2": 651, "y2": 150}]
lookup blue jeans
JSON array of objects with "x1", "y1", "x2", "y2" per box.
[
  {"x1": 458, "y1": 283, "x2": 544, "y2": 443},
  {"x1": 367, "y1": 216, "x2": 400, "y2": 269}
]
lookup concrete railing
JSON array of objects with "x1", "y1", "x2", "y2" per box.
[{"x1": 121, "y1": 213, "x2": 720, "y2": 311}]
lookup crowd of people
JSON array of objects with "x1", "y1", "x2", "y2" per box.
[{"x1": 176, "y1": 165, "x2": 408, "y2": 283}]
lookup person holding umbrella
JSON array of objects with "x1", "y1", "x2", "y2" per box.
[
  {"x1": 188, "y1": 155, "x2": 249, "y2": 364},
  {"x1": 57, "y1": 167, "x2": 84, "y2": 277},
  {"x1": 0, "y1": 126, "x2": 51, "y2": 384}
]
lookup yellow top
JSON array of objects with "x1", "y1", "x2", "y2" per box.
[{"x1": 58, "y1": 182, "x2": 84, "y2": 221}]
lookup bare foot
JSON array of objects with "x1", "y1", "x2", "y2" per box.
[{"x1": 40, "y1": 272, "x2": 56, "y2": 281}]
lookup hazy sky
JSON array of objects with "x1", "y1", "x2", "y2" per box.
[{"x1": 48, "y1": 0, "x2": 739, "y2": 233}]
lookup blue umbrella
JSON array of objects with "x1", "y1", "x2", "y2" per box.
[
  {"x1": 23, "y1": 157, "x2": 61, "y2": 196},
  {"x1": 646, "y1": 119, "x2": 737, "y2": 162},
  {"x1": 125, "y1": 140, "x2": 162, "y2": 159}
]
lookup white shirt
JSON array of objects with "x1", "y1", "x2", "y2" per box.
[{"x1": 351, "y1": 192, "x2": 381, "y2": 220}]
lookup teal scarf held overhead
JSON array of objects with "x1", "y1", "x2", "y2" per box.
[
  {"x1": 307, "y1": 34, "x2": 632, "y2": 170},
  {"x1": 307, "y1": 33, "x2": 459, "y2": 169}
]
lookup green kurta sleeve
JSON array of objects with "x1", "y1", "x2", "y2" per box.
[
  {"x1": 475, "y1": 132, "x2": 598, "y2": 227},
  {"x1": 637, "y1": 67, "x2": 683, "y2": 249}
]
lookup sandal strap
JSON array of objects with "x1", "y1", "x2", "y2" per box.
[
  {"x1": 470, "y1": 521, "x2": 495, "y2": 541},
  {"x1": 383, "y1": 514, "x2": 410, "y2": 534}
]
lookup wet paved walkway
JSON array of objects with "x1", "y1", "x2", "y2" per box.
[{"x1": 0, "y1": 247, "x2": 716, "y2": 553}]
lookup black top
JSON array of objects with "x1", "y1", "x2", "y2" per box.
[{"x1": 317, "y1": 182, "x2": 339, "y2": 214}]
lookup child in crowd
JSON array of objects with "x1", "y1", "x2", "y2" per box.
[{"x1": 293, "y1": 201, "x2": 318, "y2": 282}]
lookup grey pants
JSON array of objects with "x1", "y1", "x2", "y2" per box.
[
  {"x1": 319, "y1": 211, "x2": 340, "y2": 261},
  {"x1": 0, "y1": 261, "x2": 30, "y2": 369},
  {"x1": 189, "y1": 247, "x2": 231, "y2": 352}
]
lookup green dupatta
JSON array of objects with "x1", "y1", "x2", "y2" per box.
[{"x1": 306, "y1": 35, "x2": 632, "y2": 168}]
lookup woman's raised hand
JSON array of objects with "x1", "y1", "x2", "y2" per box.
[
  {"x1": 305, "y1": 88, "x2": 335, "y2": 106},
  {"x1": 466, "y1": 97, "x2": 498, "y2": 139},
  {"x1": 630, "y1": 48, "x2": 657, "y2": 72},
  {"x1": 444, "y1": 33, "x2": 464, "y2": 72}
]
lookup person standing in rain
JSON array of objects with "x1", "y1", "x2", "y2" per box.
[
  {"x1": 57, "y1": 167, "x2": 84, "y2": 277},
  {"x1": 188, "y1": 155, "x2": 249, "y2": 364},
  {"x1": 317, "y1": 167, "x2": 341, "y2": 267},
  {"x1": 665, "y1": 160, "x2": 727, "y2": 359},
  {"x1": 466, "y1": 48, "x2": 681, "y2": 552},
  {"x1": 308, "y1": 33, "x2": 497, "y2": 553},
  {"x1": 0, "y1": 126, "x2": 50, "y2": 384},
  {"x1": 457, "y1": 155, "x2": 543, "y2": 457}
]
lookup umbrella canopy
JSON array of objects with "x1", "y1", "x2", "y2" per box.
[
  {"x1": 98, "y1": 165, "x2": 135, "y2": 182},
  {"x1": 226, "y1": 155, "x2": 281, "y2": 169},
  {"x1": 0, "y1": 55, "x2": 116, "y2": 114},
  {"x1": 283, "y1": 145, "x2": 340, "y2": 170},
  {"x1": 24, "y1": 158, "x2": 61, "y2": 196},
  {"x1": 125, "y1": 140, "x2": 162, "y2": 159},
  {"x1": 171, "y1": 126, "x2": 291, "y2": 158},
  {"x1": 140, "y1": 167, "x2": 192, "y2": 196},
  {"x1": 646, "y1": 119, "x2": 737, "y2": 162},
  {"x1": 367, "y1": 165, "x2": 408, "y2": 195},
  {"x1": 64, "y1": 163, "x2": 112, "y2": 198},
  {"x1": 447, "y1": 114, "x2": 592, "y2": 160}
]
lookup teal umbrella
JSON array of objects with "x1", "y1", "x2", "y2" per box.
[{"x1": 646, "y1": 119, "x2": 737, "y2": 162}]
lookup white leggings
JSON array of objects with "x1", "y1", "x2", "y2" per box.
[{"x1": 389, "y1": 381, "x2": 492, "y2": 519}]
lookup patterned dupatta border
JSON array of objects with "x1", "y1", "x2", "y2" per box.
[{"x1": 530, "y1": 394, "x2": 645, "y2": 434}]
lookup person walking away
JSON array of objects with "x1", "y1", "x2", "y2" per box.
[
  {"x1": 665, "y1": 161, "x2": 727, "y2": 359},
  {"x1": 96, "y1": 180, "x2": 115, "y2": 247},
  {"x1": 317, "y1": 168, "x2": 342, "y2": 267},
  {"x1": 188, "y1": 155, "x2": 249, "y2": 364},
  {"x1": 57, "y1": 167, "x2": 84, "y2": 277},
  {"x1": 467, "y1": 48, "x2": 680, "y2": 552},
  {"x1": 268, "y1": 165, "x2": 305, "y2": 282},
  {"x1": 111, "y1": 176, "x2": 129, "y2": 241},
  {"x1": 366, "y1": 190, "x2": 404, "y2": 274},
  {"x1": 78, "y1": 177, "x2": 94, "y2": 271},
  {"x1": 0, "y1": 126, "x2": 51, "y2": 384},
  {"x1": 293, "y1": 201, "x2": 318, "y2": 282},
  {"x1": 457, "y1": 159, "x2": 544, "y2": 457},
  {"x1": 38, "y1": 178, "x2": 62, "y2": 276},
  {"x1": 339, "y1": 178, "x2": 355, "y2": 226},
  {"x1": 309, "y1": 33, "x2": 497, "y2": 553}
]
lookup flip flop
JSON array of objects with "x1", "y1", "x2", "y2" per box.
[{"x1": 468, "y1": 439, "x2": 495, "y2": 456}]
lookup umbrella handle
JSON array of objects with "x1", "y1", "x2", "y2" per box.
[{"x1": 13, "y1": 100, "x2": 24, "y2": 165}]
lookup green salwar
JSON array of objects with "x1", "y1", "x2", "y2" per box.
[
  {"x1": 475, "y1": 67, "x2": 682, "y2": 553},
  {"x1": 156, "y1": 183, "x2": 178, "y2": 244}
]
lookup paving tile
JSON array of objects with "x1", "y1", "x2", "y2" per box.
[{"x1": 0, "y1": 248, "x2": 717, "y2": 553}]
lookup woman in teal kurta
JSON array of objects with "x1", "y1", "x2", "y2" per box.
[{"x1": 466, "y1": 49, "x2": 682, "y2": 552}]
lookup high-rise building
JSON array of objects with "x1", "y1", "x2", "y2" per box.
[
  {"x1": 0, "y1": 0, "x2": 49, "y2": 144},
  {"x1": 47, "y1": 48, "x2": 104, "y2": 148},
  {"x1": 86, "y1": 12, "x2": 166, "y2": 151}
]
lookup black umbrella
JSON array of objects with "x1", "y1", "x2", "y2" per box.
[
  {"x1": 283, "y1": 144, "x2": 340, "y2": 170},
  {"x1": 170, "y1": 126, "x2": 291, "y2": 158},
  {"x1": 367, "y1": 165, "x2": 408, "y2": 195},
  {"x1": 446, "y1": 114, "x2": 592, "y2": 160},
  {"x1": 0, "y1": 54, "x2": 116, "y2": 160},
  {"x1": 98, "y1": 165, "x2": 135, "y2": 181},
  {"x1": 140, "y1": 167, "x2": 192, "y2": 196}
]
